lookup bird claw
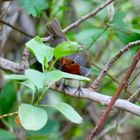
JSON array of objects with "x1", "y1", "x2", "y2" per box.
[{"x1": 74, "y1": 87, "x2": 84, "y2": 97}]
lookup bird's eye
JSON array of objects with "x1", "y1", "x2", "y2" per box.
[{"x1": 71, "y1": 61, "x2": 75, "y2": 64}]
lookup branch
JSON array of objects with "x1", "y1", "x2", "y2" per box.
[
  {"x1": 0, "y1": 57, "x2": 23, "y2": 73},
  {"x1": 42, "y1": 0, "x2": 116, "y2": 42},
  {"x1": 63, "y1": 0, "x2": 116, "y2": 33},
  {"x1": 20, "y1": 48, "x2": 29, "y2": 70},
  {"x1": 0, "y1": 111, "x2": 17, "y2": 119},
  {"x1": 1, "y1": 86, "x2": 140, "y2": 120},
  {"x1": 0, "y1": 19, "x2": 33, "y2": 38},
  {"x1": 88, "y1": 48, "x2": 140, "y2": 139},
  {"x1": 53, "y1": 85, "x2": 140, "y2": 117},
  {"x1": 0, "y1": 0, "x2": 10, "y2": 3},
  {"x1": 92, "y1": 62, "x2": 132, "y2": 95},
  {"x1": 91, "y1": 40, "x2": 140, "y2": 90},
  {"x1": 1, "y1": 0, "x2": 116, "y2": 72}
]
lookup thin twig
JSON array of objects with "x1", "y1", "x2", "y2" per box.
[
  {"x1": 90, "y1": 40, "x2": 140, "y2": 90},
  {"x1": 95, "y1": 87, "x2": 140, "y2": 139},
  {"x1": 41, "y1": 0, "x2": 116, "y2": 42},
  {"x1": 63, "y1": 0, "x2": 116, "y2": 33},
  {"x1": 88, "y1": 49, "x2": 140, "y2": 140},
  {"x1": 92, "y1": 62, "x2": 132, "y2": 95},
  {"x1": 0, "y1": 19, "x2": 33, "y2": 38},
  {"x1": 0, "y1": 0, "x2": 12, "y2": 18},
  {"x1": 0, "y1": 111, "x2": 18, "y2": 119},
  {"x1": 128, "y1": 88, "x2": 140, "y2": 102}
]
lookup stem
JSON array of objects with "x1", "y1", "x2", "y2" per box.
[
  {"x1": 88, "y1": 49, "x2": 140, "y2": 140},
  {"x1": 48, "y1": 58, "x2": 58, "y2": 71},
  {"x1": 0, "y1": 111, "x2": 18, "y2": 119}
]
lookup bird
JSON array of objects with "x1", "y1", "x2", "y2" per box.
[{"x1": 46, "y1": 19, "x2": 92, "y2": 93}]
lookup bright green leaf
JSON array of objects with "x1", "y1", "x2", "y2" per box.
[
  {"x1": 54, "y1": 41, "x2": 81, "y2": 59},
  {"x1": 45, "y1": 70, "x2": 64, "y2": 83},
  {"x1": 0, "y1": 81, "x2": 17, "y2": 114},
  {"x1": 19, "y1": 0, "x2": 48, "y2": 17},
  {"x1": 48, "y1": 102, "x2": 83, "y2": 124},
  {"x1": 26, "y1": 36, "x2": 54, "y2": 65},
  {"x1": 18, "y1": 103, "x2": 48, "y2": 131},
  {"x1": 27, "y1": 120, "x2": 60, "y2": 135},
  {"x1": 111, "y1": 12, "x2": 126, "y2": 28},
  {"x1": 21, "y1": 80, "x2": 36, "y2": 94},
  {"x1": 4, "y1": 74, "x2": 27, "y2": 81},
  {"x1": 45, "y1": 70, "x2": 90, "y2": 84},
  {"x1": 25, "y1": 69, "x2": 46, "y2": 90},
  {"x1": 110, "y1": 12, "x2": 140, "y2": 44},
  {"x1": 75, "y1": 28, "x2": 104, "y2": 47},
  {"x1": 61, "y1": 71, "x2": 91, "y2": 81}
]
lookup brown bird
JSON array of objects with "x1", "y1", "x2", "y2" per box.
[{"x1": 46, "y1": 19, "x2": 92, "y2": 90}]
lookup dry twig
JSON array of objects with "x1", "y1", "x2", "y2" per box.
[
  {"x1": 88, "y1": 49, "x2": 140, "y2": 139},
  {"x1": 91, "y1": 40, "x2": 140, "y2": 90}
]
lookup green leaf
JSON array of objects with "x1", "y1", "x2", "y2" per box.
[
  {"x1": 54, "y1": 41, "x2": 81, "y2": 59},
  {"x1": 111, "y1": 12, "x2": 126, "y2": 28},
  {"x1": 129, "y1": 116, "x2": 140, "y2": 128},
  {"x1": 19, "y1": 0, "x2": 48, "y2": 17},
  {"x1": 45, "y1": 70, "x2": 65, "y2": 83},
  {"x1": 61, "y1": 71, "x2": 91, "y2": 81},
  {"x1": 75, "y1": 28, "x2": 105, "y2": 47},
  {"x1": 25, "y1": 69, "x2": 46, "y2": 90},
  {"x1": 18, "y1": 103, "x2": 48, "y2": 131},
  {"x1": 110, "y1": 12, "x2": 140, "y2": 44},
  {"x1": 48, "y1": 102, "x2": 83, "y2": 124},
  {"x1": 21, "y1": 80, "x2": 36, "y2": 94},
  {"x1": 4, "y1": 74, "x2": 27, "y2": 81},
  {"x1": 0, "y1": 81, "x2": 17, "y2": 114},
  {"x1": 26, "y1": 36, "x2": 54, "y2": 66},
  {"x1": 45, "y1": 70, "x2": 90, "y2": 84},
  {"x1": 28, "y1": 120, "x2": 59, "y2": 135},
  {"x1": 0, "y1": 129, "x2": 16, "y2": 140}
]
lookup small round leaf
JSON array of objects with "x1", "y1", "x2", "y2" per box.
[{"x1": 18, "y1": 103, "x2": 48, "y2": 131}]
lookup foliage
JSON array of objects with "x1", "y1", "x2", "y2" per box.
[
  {"x1": 4, "y1": 36, "x2": 90, "y2": 131},
  {"x1": 19, "y1": 0, "x2": 48, "y2": 17},
  {"x1": 1, "y1": 0, "x2": 140, "y2": 139}
]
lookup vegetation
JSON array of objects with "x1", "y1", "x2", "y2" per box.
[{"x1": 0, "y1": 0, "x2": 140, "y2": 140}]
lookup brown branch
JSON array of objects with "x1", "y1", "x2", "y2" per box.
[
  {"x1": 0, "y1": 57, "x2": 23, "y2": 73},
  {"x1": 41, "y1": 0, "x2": 116, "y2": 42},
  {"x1": 20, "y1": 48, "x2": 29, "y2": 70},
  {"x1": 92, "y1": 62, "x2": 132, "y2": 95},
  {"x1": 0, "y1": 111, "x2": 17, "y2": 119},
  {"x1": 0, "y1": 19, "x2": 33, "y2": 38},
  {"x1": 63, "y1": 0, "x2": 116, "y2": 33},
  {"x1": 90, "y1": 40, "x2": 140, "y2": 90},
  {"x1": 88, "y1": 49, "x2": 140, "y2": 140},
  {"x1": 0, "y1": 0, "x2": 10, "y2": 3}
]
